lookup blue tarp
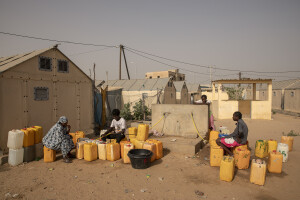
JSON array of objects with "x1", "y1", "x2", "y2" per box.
[{"x1": 94, "y1": 91, "x2": 102, "y2": 126}]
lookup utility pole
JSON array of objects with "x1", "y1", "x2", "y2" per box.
[
  {"x1": 119, "y1": 45, "x2": 122, "y2": 80},
  {"x1": 121, "y1": 46, "x2": 130, "y2": 80},
  {"x1": 210, "y1": 65, "x2": 212, "y2": 87},
  {"x1": 93, "y1": 63, "x2": 96, "y2": 87},
  {"x1": 238, "y1": 72, "x2": 241, "y2": 87}
]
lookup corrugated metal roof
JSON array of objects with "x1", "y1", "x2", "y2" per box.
[
  {"x1": 98, "y1": 78, "x2": 171, "y2": 91},
  {"x1": 173, "y1": 81, "x2": 185, "y2": 92},
  {"x1": 151, "y1": 78, "x2": 170, "y2": 91},
  {"x1": 128, "y1": 79, "x2": 147, "y2": 91},
  {"x1": 0, "y1": 48, "x2": 52, "y2": 73},
  {"x1": 141, "y1": 79, "x2": 160, "y2": 91}
]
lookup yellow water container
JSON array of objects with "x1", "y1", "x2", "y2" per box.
[
  {"x1": 255, "y1": 140, "x2": 268, "y2": 158},
  {"x1": 106, "y1": 143, "x2": 120, "y2": 161},
  {"x1": 281, "y1": 136, "x2": 294, "y2": 152},
  {"x1": 75, "y1": 131, "x2": 85, "y2": 144},
  {"x1": 129, "y1": 138, "x2": 137, "y2": 146},
  {"x1": 220, "y1": 156, "x2": 235, "y2": 182},
  {"x1": 210, "y1": 146, "x2": 224, "y2": 167},
  {"x1": 267, "y1": 151, "x2": 283, "y2": 173},
  {"x1": 21, "y1": 128, "x2": 35, "y2": 147},
  {"x1": 120, "y1": 141, "x2": 131, "y2": 158},
  {"x1": 250, "y1": 159, "x2": 267, "y2": 186},
  {"x1": 136, "y1": 124, "x2": 149, "y2": 141},
  {"x1": 69, "y1": 133, "x2": 77, "y2": 146},
  {"x1": 98, "y1": 142, "x2": 107, "y2": 160},
  {"x1": 146, "y1": 139, "x2": 163, "y2": 159},
  {"x1": 84, "y1": 143, "x2": 97, "y2": 161},
  {"x1": 267, "y1": 140, "x2": 278, "y2": 153},
  {"x1": 123, "y1": 143, "x2": 134, "y2": 164},
  {"x1": 143, "y1": 142, "x2": 157, "y2": 162},
  {"x1": 43, "y1": 146, "x2": 56, "y2": 163},
  {"x1": 76, "y1": 141, "x2": 86, "y2": 159},
  {"x1": 32, "y1": 126, "x2": 43, "y2": 144},
  {"x1": 135, "y1": 140, "x2": 145, "y2": 149},
  {"x1": 128, "y1": 127, "x2": 137, "y2": 139},
  {"x1": 233, "y1": 147, "x2": 250, "y2": 169},
  {"x1": 209, "y1": 131, "x2": 219, "y2": 144}
]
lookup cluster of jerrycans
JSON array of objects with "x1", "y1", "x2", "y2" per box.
[
  {"x1": 209, "y1": 130, "x2": 294, "y2": 185},
  {"x1": 74, "y1": 124, "x2": 163, "y2": 164}
]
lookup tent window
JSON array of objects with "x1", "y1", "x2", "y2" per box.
[
  {"x1": 58, "y1": 60, "x2": 69, "y2": 73},
  {"x1": 34, "y1": 87, "x2": 49, "y2": 101},
  {"x1": 39, "y1": 57, "x2": 52, "y2": 71},
  {"x1": 291, "y1": 91, "x2": 295, "y2": 97},
  {"x1": 273, "y1": 91, "x2": 276, "y2": 96}
]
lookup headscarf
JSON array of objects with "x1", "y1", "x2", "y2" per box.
[{"x1": 58, "y1": 116, "x2": 68, "y2": 124}]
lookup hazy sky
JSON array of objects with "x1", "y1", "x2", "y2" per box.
[{"x1": 0, "y1": 0, "x2": 299, "y2": 83}]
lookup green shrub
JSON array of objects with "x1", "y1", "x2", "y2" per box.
[
  {"x1": 133, "y1": 99, "x2": 151, "y2": 120},
  {"x1": 120, "y1": 103, "x2": 133, "y2": 120}
]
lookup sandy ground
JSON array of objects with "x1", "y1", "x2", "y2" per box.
[{"x1": 1, "y1": 113, "x2": 300, "y2": 200}]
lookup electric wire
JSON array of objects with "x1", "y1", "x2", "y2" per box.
[{"x1": 0, "y1": 31, "x2": 117, "y2": 48}]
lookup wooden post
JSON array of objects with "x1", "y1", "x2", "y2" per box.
[
  {"x1": 119, "y1": 45, "x2": 122, "y2": 80},
  {"x1": 121, "y1": 46, "x2": 130, "y2": 80}
]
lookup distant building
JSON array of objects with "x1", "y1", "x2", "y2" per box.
[
  {"x1": 0, "y1": 46, "x2": 94, "y2": 152},
  {"x1": 257, "y1": 79, "x2": 300, "y2": 113},
  {"x1": 96, "y1": 78, "x2": 176, "y2": 110},
  {"x1": 145, "y1": 69, "x2": 185, "y2": 81},
  {"x1": 173, "y1": 81, "x2": 189, "y2": 104}
]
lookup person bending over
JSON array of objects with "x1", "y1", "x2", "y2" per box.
[{"x1": 101, "y1": 109, "x2": 126, "y2": 143}]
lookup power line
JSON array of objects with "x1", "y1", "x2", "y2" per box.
[
  {"x1": 68, "y1": 47, "x2": 113, "y2": 56},
  {"x1": 126, "y1": 48, "x2": 212, "y2": 76},
  {"x1": 124, "y1": 45, "x2": 300, "y2": 74},
  {"x1": 0, "y1": 31, "x2": 117, "y2": 48}
]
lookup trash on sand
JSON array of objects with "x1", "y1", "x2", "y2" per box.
[
  {"x1": 195, "y1": 190, "x2": 204, "y2": 196},
  {"x1": 146, "y1": 174, "x2": 151, "y2": 179},
  {"x1": 140, "y1": 189, "x2": 147, "y2": 193},
  {"x1": 204, "y1": 157, "x2": 209, "y2": 161},
  {"x1": 158, "y1": 177, "x2": 164, "y2": 181},
  {"x1": 5, "y1": 193, "x2": 11, "y2": 198},
  {"x1": 170, "y1": 139, "x2": 177, "y2": 142},
  {"x1": 110, "y1": 164, "x2": 114, "y2": 167},
  {"x1": 48, "y1": 168, "x2": 54, "y2": 171},
  {"x1": 74, "y1": 176, "x2": 78, "y2": 179},
  {"x1": 12, "y1": 194, "x2": 19, "y2": 198}
]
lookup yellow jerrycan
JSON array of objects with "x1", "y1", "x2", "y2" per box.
[
  {"x1": 143, "y1": 142, "x2": 157, "y2": 162},
  {"x1": 21, "y1": 128, "x2": 35, "y2": 147},
  {"x1": 233, "y1": 147, "x2": 250, "y2": 169},
  {"x1": 120, "y1": 141, "x2": 131, "y2": 158},
  {"x1": 267, "y1": 140, "x2": 278, "y2": 153},
  {"x1": 220, "y1": 156, "x2": 235, "y2": 182},
  {"x1": 128, "y1": 127, "x2": 137, "y2": 139},
  {"x1": 76, "y1": 141, "x2": 86, "y2": 159},
  {"x1": 146, "y1": 139, "x2": 163, "y2": 159},
  {"x1": 43, "y1": 146, "x2": 56, "y2": 163},
  {"x1": 210, "y1": 146, "x2": 224, "y2": 167},
  {"x1": 84, "y1": 143, "x2": 98, "y2": 161},
  {"x1": 106, "y1": 143, "x2": 121, "y2": 161},
  {"x1": 281, "y1": 136, "x2": 294, "y2": 152},
  {"x1": 32, "y1": 126, "x2": 43, "y2": 144},
  {"x1": 98, "y1": 142, "x2": 107, "y2": 160},
  {"x1": 136, "y1": 124, "x2": 149, "y2": 141},
  {"x1": 255, "y1": 140, "x2": 268, "y2": 158},
  {"x1": 267, "y1": 151, "x2": 283, "y2": 173},
  {"x1": 69, "y1": 133, "x2": 77, "y2": 146},
  {"x1": 250, "y1": 159, "x2": 267, "y2": 186},
  {"x1": 209, "y1": 131, "x2": 219, "y2": 147},
  {"x1": 123, "y1": 143, "x2": 134, "y2": 164}
]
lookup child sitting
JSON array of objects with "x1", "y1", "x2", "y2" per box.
[
  {"x1": 101, "y1": 109, "x2": 126, "y2": 143},
  {"x1": 216, "y1": 111, "x2": 248, "y2": 156}
]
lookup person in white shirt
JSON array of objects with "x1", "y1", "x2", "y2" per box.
[
  {"x1": 102, "y1": 109, "x2": 126, "y2": 143},
  {"x1": 194, "y1": 95, "x2": 211, "y2": 104}
]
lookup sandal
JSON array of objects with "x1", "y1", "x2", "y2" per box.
[
  {"x1": 67, "y1": 153, "x2": 76, "y2": 158},
  {"x1": 63, "y1": 156, "x2": 72, "y2": 163}
]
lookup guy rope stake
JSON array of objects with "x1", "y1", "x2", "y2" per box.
[{"x1": 191, "y1": 112, "x2": 207, "y2": 143}]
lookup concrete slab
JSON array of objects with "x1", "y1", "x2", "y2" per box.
[{"x1": 149, "y1": 136, "x2": 205, "y2": 156}]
